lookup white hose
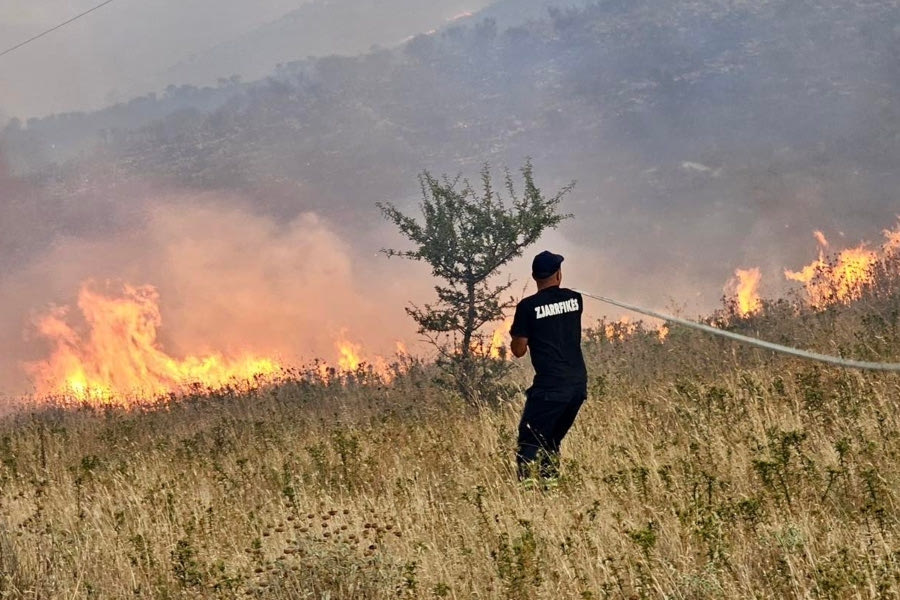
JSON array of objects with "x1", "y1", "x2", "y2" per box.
[{"x1": 576, "y1": 290, "x2": 900, "y2": 372}]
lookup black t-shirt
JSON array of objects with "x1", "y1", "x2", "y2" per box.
[{"x1": 510, "y1": 286, "x2": 587, "y2": 389}]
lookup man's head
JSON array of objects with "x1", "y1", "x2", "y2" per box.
[{"x1": 532, "y1": 250, "x2": 564, "y2": 289}]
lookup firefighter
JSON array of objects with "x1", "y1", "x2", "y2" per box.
[{"x1": 510, "y1": 250, "x2": 587, "y2": 487}]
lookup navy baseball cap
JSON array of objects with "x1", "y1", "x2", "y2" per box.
[{"x1": 532, "y1": 250, "x2": 564, "y2": 279}]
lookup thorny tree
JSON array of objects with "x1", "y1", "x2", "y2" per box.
[{"x1": 378, "y1": 161, "x2": 573, "y2": 402}]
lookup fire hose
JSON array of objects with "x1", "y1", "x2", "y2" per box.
[{"x1": 575, "y1": 289, "x2": 900, "y2": 372}]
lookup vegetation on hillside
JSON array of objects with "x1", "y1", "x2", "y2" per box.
[
  {"x1": 5, "y1": 0, "x2": 900, "y2": 311},
  {"x1": 6, "y1": 0, "x2": 900, "y2": 203},
  {"x1": 1, "y1": 247, "x2": 898, "y2": 598}
]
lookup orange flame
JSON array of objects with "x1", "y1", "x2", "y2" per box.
[
  {"x1": 604, "y1": 316, "x2": 636, "y2": 341},
  {"x1": 785, "y1": 231, "x2": 878, "y2": 308},
  {"x1": 783, "y1": 231, "x2": 829, "y2": 300},
  {"x1": 321, "y1": 333, "x2": 404, "y2": 381},
  {"x1": 466, "y1": 318, "x2": 513, "y2": 359},
  {"x1": 883, "y1": 221, "x2": 900, "y2": 254},
  {"x1": 27, "y1": 284, "x2": 280, "y2": 403},
  {"x1": 726, "y1": 267, "x2": 763, "y2": 316},
  {"x1": 489, "y1": 318, "x2": 513, "y2": 359},
  {"x1": 832, "y1": 246, "x2": 879, "y2": 299},
  {"x1": 337, "y1": 338, "x2": 363, "y2": 372}
]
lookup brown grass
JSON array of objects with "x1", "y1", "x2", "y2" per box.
[{"x1": 1, "y1": 262, "x2": 900, "y2": 598}]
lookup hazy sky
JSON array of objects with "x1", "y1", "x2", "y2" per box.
[{"x1": 0, "y1": 0, "x2": 488, "y2": 118}]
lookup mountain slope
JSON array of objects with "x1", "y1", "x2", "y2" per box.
[
  {"x1": 163, "y1": 0, "x2": 496, "y2": 87},
  {"x1": 5, "y1": 0, "x2": 900, "y2": 313},
  {"x1": 447, "y1": 0, "x2": 592, "y2": 29}
]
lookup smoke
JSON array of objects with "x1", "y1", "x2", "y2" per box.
[
  {"x1": 0, "y1": 191, "x2": 425, "y2": 396},
  {"x1": 0, "y1": 0, "x2": 495, "y2": 119},
  {"x1": 6, "y1": 0, "x2": 900, "y2": 398}
]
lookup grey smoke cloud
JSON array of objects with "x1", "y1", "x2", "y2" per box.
[
  {"x1": 0, "y1": 0, "x2": 492, "y2": 118},
  {"x1": 3, "y1": 0, "x2": 900, "y2": 401},
  {"x1": 0, "y1": 191, "x2": 435, "y2": 397}
]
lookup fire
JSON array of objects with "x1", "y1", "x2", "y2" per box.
[
  {"x1": 657, "y1": 324, "x2": 669, "y2": 342},
  {"x1": 883, "y1": 221, "x2": 900, "y2": 254},
  {"x1": 489, "y1": 318, "x2": 513, "y2": 359},
  {"x1": 831, "y1": 246, "x2": 879, "y2": 300},
  {"x1": 465, "y1": 318, "x2": 514, "y2": 359},
  {"x1": 726, "y1": 267, "x2": 763, "y2": 316},
  {"x1": 785, "y1": 231, "x2": 877, "y2": 308},
  {"x1": 604, "y1": 316, "x2": 636, "y2": 341},
  {"x1": 27, "y1": 284, "x2": 280, "y2": 403},
  {"x1": 322, "y1": 333, "x2": 406, "y2": 381},
  {"x1": 337, "y1": 338, "x2": 363, "y2": 372},
  {"x1": 727, "y1": 220, "x2": 900, "y2": 315},
  {"x1": 784, "y1": 230, "x2": 829, "y2": 299}
]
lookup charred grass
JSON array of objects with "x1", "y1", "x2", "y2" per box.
[{"x1": 1, "y1": 277, "x2": 900, "y2": 598}]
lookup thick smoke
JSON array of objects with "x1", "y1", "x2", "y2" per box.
[
  {"x1": 0, "y1": 191, "x2": 430, "y2": 397},
  {"x1": 0, "y1": 0, "x2": 495, "y2": 118},
  {"x1": 4, "y1": 0, "x2": 900, "y2": 397}
]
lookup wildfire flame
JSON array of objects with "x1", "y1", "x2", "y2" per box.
[
  {"x1": 726, "y1": 267, "x2": 763, "y2": 317},
  {"x1": 337, "y1": 338, "x2": 364, "y2": 372},
  {"x1": 489, "y1": 318, "x2": 513, "y2": 359},
  {"x1": 785, "y1": 231, "x2": 878, "y2": 308},
  {"x1": 322, "y1": 333, "x2": 406, "y2": 381},
  {"x1": 657, "y1": 324, "x2": 669, "y2": 342},
  {"x1": 27, "y1": 284, "x2": 280, "y2": 403},
  {"x1": 465, "y1": 318, "x2": 514, "y2": 359},
  {"x1": 731, "y1": 224, "x2": 900, "y2": 314},
  {"x1": 604, "y1": 316, "x2": 636, "y2": 341},
  {"x1": 883, "y1": 221, "x2": 900, "y2": 254}
]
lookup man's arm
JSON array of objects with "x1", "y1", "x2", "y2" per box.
[
  {"x1": 511, "y1": 336, "x2": 529, "y2": 358},
  {"x1": 510, "y1": 300, "x2": 531, "y2": 358}
]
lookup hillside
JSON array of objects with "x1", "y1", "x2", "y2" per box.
[
  {"x1": 4, "y1": 0, "x2": 900, "y2": 313},
  {"x1": 162, "y1": 0, "x2": 497, "y2": 91}
]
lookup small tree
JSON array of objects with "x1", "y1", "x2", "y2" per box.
[{"x1": 378, "y1": 161, "x2": 573, "y2": 402}]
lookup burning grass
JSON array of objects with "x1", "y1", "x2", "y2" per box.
[
  {"x1": 23, "y1": 282, "x2": 413, "y2": 407},
  {"x1": 1, "y1": 247, "x2": 900, "y2": 598}
]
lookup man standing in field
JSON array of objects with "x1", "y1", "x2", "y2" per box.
[{"x1": 510, "y1": 250, "x2": 588, "y2": 487}]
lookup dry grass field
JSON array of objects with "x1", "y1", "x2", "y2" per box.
[{"x1": 1, "y1": 275, "x2": 899, "y2": 599}]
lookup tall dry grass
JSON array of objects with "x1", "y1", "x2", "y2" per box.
[{"x1": 1, "y1": 258, "x2": 899, "y2": 598}]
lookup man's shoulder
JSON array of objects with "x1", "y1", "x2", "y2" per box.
[
  {"x1": 548, "y1": 287, "x2": 582, "y2": 302},
  {"x1": 517, "y1": 287, "x2": 581, "y2": 305},
  {"x1": 516, "y1": 292, "x2": 540, "y2": 308}
]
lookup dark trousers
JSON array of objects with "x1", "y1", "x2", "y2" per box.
[{"x1": 516, "y1": 384, "x2": 587, "y2": 479}]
